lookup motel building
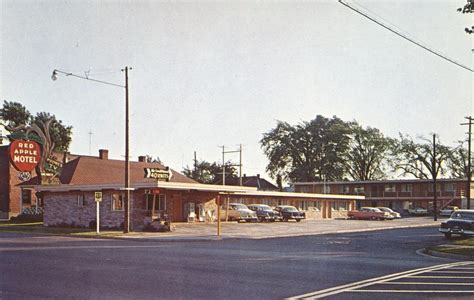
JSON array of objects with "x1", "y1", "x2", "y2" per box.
[
  {"x1": 11, "y1": 149, "x2": 363, "y2": 230},
  {"x1": 294, "y1": 178, "x2": 470, "y2": 214}
]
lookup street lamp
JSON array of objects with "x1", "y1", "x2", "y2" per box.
[{"x1": 51, "y1": 67, "x2": 132, "y2": 233}]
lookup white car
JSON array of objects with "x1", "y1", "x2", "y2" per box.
[
  {"x1": 440, "y1": 206, "x2": 459, "y2": 217},
  {"x1": 220, "y1": 203, "x2": 258, "y2": 222},
  {"x1": 377, "y1": 207, "x2": 401, "y2": 219},
  {"x1": 408, "y1": 207, "x2": 429, "y2": 216}
]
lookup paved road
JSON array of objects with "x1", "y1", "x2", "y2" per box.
[
  {"x1": 0, "y1": 227, "x2": 469, "y2": 299},
  {"x1": 129, "y1": 216, "x2": 438, "y2": 240}
]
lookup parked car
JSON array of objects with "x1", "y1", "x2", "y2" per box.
[
  {"x1": 348, "y1": 207, "x2": 393, "y2": 220},
  {"x1": 408, "y1": 207, "x2": 429, "y2": 216},
  {"x1": 247, "y1": 204, "x2": 282, "y2": 222},
  {"x1": 439, "y1": 209, "x2": 474, "y2": 238},
  {"x1": 440, "y1": 206, "x2": 459, "y2": 217},
  {"x1": 274, "y1": 205, "x2": 305, "y2": 222},
  {"x1": 220, "y1": 203, "x2": 258, "y2": 222},
  {"x1": 377, "y1": 207, "x2": 401, "y2": 219}
]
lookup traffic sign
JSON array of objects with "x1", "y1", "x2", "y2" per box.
[{"x1": 94, "y1": 192, "x2": 103, "y2": 202}]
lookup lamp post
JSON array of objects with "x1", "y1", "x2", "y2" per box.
[{"x1": 51, "y1": 67, "x2": 132, "y2": 233}]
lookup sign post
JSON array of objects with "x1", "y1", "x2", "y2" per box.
[{"x1": 95, "y1": 192, "x2": 103, "y2": 234}]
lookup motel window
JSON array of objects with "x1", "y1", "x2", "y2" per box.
[
  {"x1": 337, "y1": 202, "x2": 347, "y2": 211},
  {"x1": 401, "y1": 184, "x2": 412, "y2": 193},
  {"x1": 77, "y1": 194, "x2": 86, "y2": 207},
  {"x1": 384, "y1": 184, "x2": 396, "y2": 193},
  {"x1": 428, "y1": 185, "x2": 441, "y2": 192},
  {"x1": 323, "y1": 185, "x2": 331, "y2": 194},
  {"x1": 310, "y1": 201, "x2": 321, "y2": 210},
  {"x1": 145, "y1": 194, "x2": 166, "y2": 211},
  {"x1": 22, "y1": 189, "x2": 32, "y2": 205},
  {"x1": 111, "y1": 193, "x2": 124, "y2": 211},
  {"x1": 444, "y1": 183, "x2": 456, "y2": 192},
  {"x1": 300, "y1": 201, "x2": 308, "y2": 211},
  {"x1": 354, "y1": 186, "x2": 365, "y2": 193}
]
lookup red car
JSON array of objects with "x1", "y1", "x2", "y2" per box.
[{"x1": 348, "y1": 207, "x2": 393, "y2": 220}]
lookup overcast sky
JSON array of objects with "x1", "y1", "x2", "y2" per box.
[{"x1": 1, "y1": 0, "x2": 472, "y2": 182}]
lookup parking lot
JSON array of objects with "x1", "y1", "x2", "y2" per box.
[{"x1": 126, "y1": 216, "x2": 439, "y2": 240}]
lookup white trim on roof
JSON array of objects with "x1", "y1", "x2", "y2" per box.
[
  {"x1": 32, "y1": 181, "x2": 258, "y2": 193},
  {"x1": 229, "y1": 190, "x2": 364, "y2": 200},
  {"x1": 30, "y1": 181, "x2": 363, "y2": 200},
  {"x1": 295, "y1": 178, "x2": 468, "y2": 186}
]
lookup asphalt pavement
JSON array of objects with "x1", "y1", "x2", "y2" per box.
[
  {"x1": 1, "y1": 224, "x2": 469, "y2": 300},
  {"x1": 124, "y1": 216, "x2": 440, "y2": 241}
]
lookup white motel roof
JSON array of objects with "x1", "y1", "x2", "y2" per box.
[{"x1": 31, "y1": 181, "x2": 364, "y2": 200}]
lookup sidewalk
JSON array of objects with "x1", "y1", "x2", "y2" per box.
[{"x1": 120, "y1": 216, "x2": 439, "y2": 241}]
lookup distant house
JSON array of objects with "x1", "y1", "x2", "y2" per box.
[{"x1": 213, "y1": 174, "x2": 278, "y2": 191}]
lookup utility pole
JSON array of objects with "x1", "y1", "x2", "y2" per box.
[
  {"x1": 461, "y1": 116, "x2": 473, "y2": 209},
  {"x1": 194, "y1": 151, "x2": 197, "y2": 179},
  {"x1": 433, "y1": 134, "x2": 438, "y2": 222},
  {"x1": 51, "y1": 67, "x2": 132, "y2": 233},
  {"x1": 123, "y1": 66, "x2": 131, "y2": 233},
  {"x1": 88, "y1": 130, "x2": 93, "y2": 155},
  {"x1": 220, "y1": 145, "x2": 243, "y2": 185},
  {"x1": 239, "y1": 144, "x2": 243, "y2": 186}
]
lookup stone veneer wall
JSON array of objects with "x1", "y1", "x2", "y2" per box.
[{"x1": 44, "y1": 191, "x2": 135, "y2": 229}]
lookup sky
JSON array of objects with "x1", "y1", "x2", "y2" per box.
[{"x1": 1, "y1": 0, "x2": 473, "y2": 183}]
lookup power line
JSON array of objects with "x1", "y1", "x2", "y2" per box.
[{"x1": 339, "y1": 0, "x2": 474, "y2": 73}]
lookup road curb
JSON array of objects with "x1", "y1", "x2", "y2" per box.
[{"x1": 421, "y1": 247, "x2": 474, "y2": 261}]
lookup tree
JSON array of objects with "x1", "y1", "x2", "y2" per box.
[
  {"x1": 457, "y1": 0, "x2": 473, "y2": 34},
  {"x1": 391, "y1": 134, "x2": 451, "y2": 179},
  {"x1": 183, "y1": 160, "x2": 237, "y2": 184},
  {"x1": 446, "y1": 142, "x2": 469, "y2": 179},
  {"x1": 343, "y1": 124, "x2": 392, "y2": 181},
  {"x1": 260, "y1": 115, "x2": 351, "y2": 183},
  {"x1": 0, "y1": 101, "x2": 73, "y2": 152},
  {"x1": 0, "y1": 100, "x2": 32, "y2": 127}
]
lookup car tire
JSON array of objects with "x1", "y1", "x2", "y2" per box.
[
  {"x1": 370, "y1": 216, "x2": 377, "y2": 220},
  {"x1": 444, "y1": 233, "x2": 452, "y2": 239},
  {"x1": 296, "y1": 219, "x2": 301, "y2": 222}
]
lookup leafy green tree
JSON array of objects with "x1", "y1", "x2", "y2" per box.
[
  {"x1": 458, "y1": 0, "x2": 473, "y2": 34},
  {"x1": 0, "y1": 100, "x2": 32, "y2": 127},
  {"x1": 344, "y1": 124, "x2": 392, "y2": 181},
  {"x1": 260, "y1": 115, "x2": 351, "y2": 183},
  {"x1": 0, "y1": 101, "x2": 73, "y2": 152},
  {"x1": 183, "y1": 160, "x2": 237, "y2": 184},
  {"x1": 391, "y1": 134, "x2": 451, "y2": 179}
]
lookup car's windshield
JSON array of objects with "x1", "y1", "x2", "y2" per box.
[
  {"x1": 451, "y1": 212, "x2": 474, "y2": 220},
  {"x1": 231, "y1": 204, "x2": 248, "y2": 210},
  {"x1": 258, "y1": 205, "x2": 272, "y2": 211},
  {"x1": 283, "y1": 206, "x2": 298, "y2": 212},
  {"x1": 379, "y1": 208, "x2": 392, "y2": 212}
]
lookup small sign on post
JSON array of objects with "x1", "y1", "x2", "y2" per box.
[
  {"x1": 95, "y1": 192, "x2": 103, "y2": 202},
  {"x1": 94, "y1": 192, "x2": 102, "y2": 234}
]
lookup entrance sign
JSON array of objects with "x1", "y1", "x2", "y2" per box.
[
  {"x1": 94, "y1": 192, "x2": 103, "y2": 202},
  {"x1": 95, "y1": 191, "x2": 102, "y2": 234},
  {"x1": 9, "y1": 140, "x2": 41, "y2": 172},
  {"x1": 144, "y1": 167, "x2": 172, "y2": 181}
]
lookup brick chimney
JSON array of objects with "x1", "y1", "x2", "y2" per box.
[
  {"x1": 99, "y1": 149, "x2": 109, "y2": 160},
  {"x1": 138, "y1": 156, "x2": 146, "y2": 162}
]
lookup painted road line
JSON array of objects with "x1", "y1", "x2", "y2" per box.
[
  {"x1": 383, "y1": 282, "x2": 474, "y2": 285},
  {"x1": 409, "y1": 275, "x2": 474, "y2": 279},
  {"x1": 348, "y1": 290, "x2": 474, "y2": 293},
  {"x1": 430, "y1": 271, "x2": 474, "y2": 274},
  {"x1": 286, "y1": 261, "x2": 474, "y2": 300}
]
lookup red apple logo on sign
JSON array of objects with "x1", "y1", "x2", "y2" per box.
[{"x1": 9, "y1": 140, "x2": 41, "y2": 172}]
